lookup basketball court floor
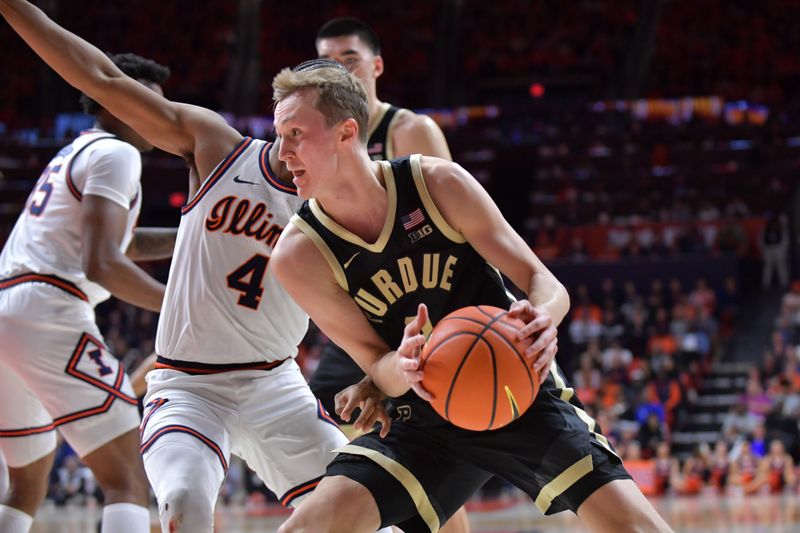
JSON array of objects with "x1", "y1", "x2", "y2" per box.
[{"x1": 29, "y1": 492, "x2": 800, "y2": 532}]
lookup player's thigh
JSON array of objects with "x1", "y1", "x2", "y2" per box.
[
  {"x1": 141, "y1": 373, "x2": 233, "y2": 503},
  {"x1": 1, "y1": 287, "x2": 139, "y2": 458},
  {"x1": 576, "y1": 478, "x2": 672, "y2": 532},
  {"x1": 326, "y1": 425, "x2": 491, "y2": 533},
  {"x1": 235, "y1": 360, "x2": 349, "y2": 506},
  {"x1": 0, "y1": 360, "x2": 58, "y2": 467}
]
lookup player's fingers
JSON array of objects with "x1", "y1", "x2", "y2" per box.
[
  {"x1": 516, "y1": 314, "x2": 552, "y2": 341},
  {"x1": 536, "y1": 341, "x2": 558, "y2": 382},
  {"x1": 507, "y1": 300, "x2": 533, "y2": 319},
  {"x1": 412, "y1": 382, "x2": 435, "y2": 401},
  {"x1": 377, "y1": 411, "x2": 392, "y2": 438},
  {"x1": 354, "y1": 401, "x2": 375, "y2": 432},
  {"x1": 404, "y1": 370, "x2": 425, "y2": 383},
  {"x1": 338, "y1": 394, "x2": 360, "y2": 423},
  {"x1": 399, "y1": 356, "x2": 420, "y2": 371},
  {"x1": 398, "y1": 334, "x2": 426, "y2": 357},
  {"x1": 525, "y1": 326, "x2": 557, "y2": 359}
]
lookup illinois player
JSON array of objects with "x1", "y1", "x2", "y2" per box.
[
  {"x1": 0, "y1": 53, "x2": 174, "y2": 533},
  {"x1": 270, "y1": 62, "x2": 672, "y2": 532},
  {"x1": 311, "y1": 16, "x2": 453, "y2": 424},
  {"x1": 0, "y1": 2, "x2": 390, "y2": 532}
]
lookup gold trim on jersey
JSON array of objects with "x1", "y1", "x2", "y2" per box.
[
  {"x1": 290, "y1": 215, "x2": 349, "y2": 292},
  {"x1": 409, "y1": 154, "x2": 466, "y2": 244},
  {"x1": 534, "y1": 454, "x2": 594, "y2": 514},
  {"x1": 548, "y1": 361, "x2": 618, "y2": 457},
  {"x1": 335, "y1": 444, "x2": 441, "y2": 533},
  {"x1": 367, "y1": 102, "x2": 392, "y2": 141},
  {"x1": 384, "y1": 107, "x2": 406, "y2": 160},
  {"x1": 308, "y1": 162, "x2": 397, "y2": 253}
]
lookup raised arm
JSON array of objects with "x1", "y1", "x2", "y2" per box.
[{"x1": 0, "y1": 0, "x2": 241, "y2": 179}]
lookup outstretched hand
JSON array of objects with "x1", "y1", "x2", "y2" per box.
[
  {"x1": 507, "y1": 300, "x2": 559, "y2": 384},
  {"x1": 396, "y1": 303, "x2": 434, "y2": 401},
  {"x1": 334, "y1": 378, "x2": 391, "y2": 438}
]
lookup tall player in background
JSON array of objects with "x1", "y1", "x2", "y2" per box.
[
  {"x1": 314, "y1": 19, "x2": 469, "y2": 532},
  {"x1": 270, "y1": 63, "x2": 672, "y2": 532},
  {"x1": 0, "y1": 53, "x2": 175, "y2": 533},
  {"x1": 0, "y1": 2, "x2": 391, "y2": 532},
  {"x1": 311, "y1": 15, "x2": 452, "y2": 421}
]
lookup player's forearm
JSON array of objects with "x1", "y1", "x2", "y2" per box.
[
  {"x1": 85, "y1": 252, "x2": 165, "y2": 312},
  {"x1": 126, "y1": 228, "x2": 177, "y2": 261},
  {"x1": 526, "y1": 272, "x2": 570, "y2": 326},
  {"x1": 0, "y1": 0, "x2": 124, "y2": 97}
]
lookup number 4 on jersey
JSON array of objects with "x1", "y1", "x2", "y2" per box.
[{"x1": 227, "y1": 254, "x2": 269, "y2": 310}]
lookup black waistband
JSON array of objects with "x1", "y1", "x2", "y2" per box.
[{"x1": 154, "y1": 356, "x2": 288, "y2": 375}]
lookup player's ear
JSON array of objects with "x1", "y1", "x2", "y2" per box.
[
  {"x1": 339, "y1": 118, "x2": 359, "y2": 143},
  {"x1": 373, "y1": 55, "x2": 384, "y2": 79}
]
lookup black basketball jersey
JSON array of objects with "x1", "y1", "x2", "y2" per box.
[
  {"x1": 367, "y1": 104, "x2": 402, "y2": 161},
  {"x1": 292, "y1": 155, "x2": 513, "y2": 425}
]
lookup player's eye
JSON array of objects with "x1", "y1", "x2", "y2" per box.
[{"x1": 291, "y1": 129, "x2": 301, "y2": 137}]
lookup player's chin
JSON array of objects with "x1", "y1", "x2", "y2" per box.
[{"x1": 293, "y1": 182, "x2": 313, "y2": 199}]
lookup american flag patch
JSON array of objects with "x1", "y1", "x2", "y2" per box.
[{"x1": 401, "y1": 208, "x2": 425, "y2": 230}]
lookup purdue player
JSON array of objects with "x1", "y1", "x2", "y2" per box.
[
  {"x1": 0, "y1": 3, "x2": 390, "y2": 533},
  {"x1": 270, "y1": 64, "x2": 673, "y2": 532},
  {"x1": 0, "y1": 53, "x2": 174, "y2": 533},
  {"x1": 311, "y1": 16, "x2": 453, "y2": 424}
]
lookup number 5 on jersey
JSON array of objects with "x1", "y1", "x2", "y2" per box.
[{"x1": 227, "y1": 254, "x2": 269, "y2": 310}]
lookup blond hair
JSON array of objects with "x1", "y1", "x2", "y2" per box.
[{"x1": 272, "y1": 60, "x2": 369, "y2": 143}]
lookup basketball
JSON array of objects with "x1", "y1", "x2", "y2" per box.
[{"x1": 419, "y1": 305, "x2": 539, "y2": 431}]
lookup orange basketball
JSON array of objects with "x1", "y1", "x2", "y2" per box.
[{"x1": 419, "y1": 305, "x2": 539, "y2": 431}]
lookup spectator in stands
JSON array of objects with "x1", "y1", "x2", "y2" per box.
[
  {"x1": 761, "y1": 213, "x2": 790, "y2": 288},
  {"x1": 708, "y1": 441, "x2": 730, "y2": 493},
  {"x1": 747, "y1": 439, "x2": 796, "y2": 494},
  {"x1": 601, "y1": 338, "x2": 633, "y2": 373},
  {"x1": 730, "y1": 439, "x2": 759, "y2": 488},
  {"x1": 653, "y1": 442, "x2": 679, "y2": 496},
  {"x1": 716, "y1": 216, "x2": 749, "y2": 258},
  {"x1": 572, "y1": 353, "x2": 602, "y2": 405},
  {"x1": 689, "y1": 278, "x2": 716, "y2": 316},
  {"x1": 638, "y1": 413, "x2": 667, "y2": 458},
  {"x1": 51, "y1": 455, "x2": 97, "y2": 506},
  {"x1": 722, "y1": 403, "x2": 761, "y2": 442},
  {"x1": 742, "y1": 379, "x2": 773, "y2": 420},
  {"x1": 678, "y1": 444, "x2": 709, "y2": 495},
  {"x1": 750, "y1": 424, "x2": 768, "y2": 458}
]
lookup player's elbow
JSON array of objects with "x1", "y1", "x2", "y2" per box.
[{"x1": 83, "y1": 250, "x2": 120, "y2": 284}]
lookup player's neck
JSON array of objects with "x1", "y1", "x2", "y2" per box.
[
  {"x1": 317, "y1": 157, "x2": 388, "y2": 242},
  {"x1": 367, "y1": 97, "x2": 385, "y2": 132}
]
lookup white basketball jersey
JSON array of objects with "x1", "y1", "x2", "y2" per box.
[
  {"x1": 0, "y1": 130, "x2": 142, "y2": 307},
  {"x1": 156, "y1": 137, "x2": 308, "y2": 365}
]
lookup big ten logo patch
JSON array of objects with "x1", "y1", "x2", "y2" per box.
[{"x1": 408, "y1": 224, "x2": 433, "y2": 243}]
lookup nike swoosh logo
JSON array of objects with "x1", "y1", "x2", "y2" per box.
[
  {"x1": 233, "y1": 175, "x2": 258, "y2": 185},
  {"x1": 343, "y1": 251, "x2": 361, "y2": 269},
  {"x1": 505, "y1": 386, "x2": 521, "y2": 421}
]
